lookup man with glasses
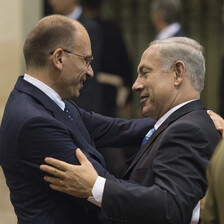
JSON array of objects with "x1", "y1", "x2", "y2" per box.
[
  {"x1": 0, "y1": 15, "x2": 153, "y2": 224},
  {"x1": 50, "y1": 49, "x2": 94, "y2": 67}
]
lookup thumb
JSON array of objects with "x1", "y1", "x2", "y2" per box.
[{"x1": 76, "y1": 148, "x2": 88, "y2": 165}]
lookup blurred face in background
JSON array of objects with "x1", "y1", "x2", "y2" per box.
[{"x1": 48, "y1": 0, "x2": 77, "y2": 15}]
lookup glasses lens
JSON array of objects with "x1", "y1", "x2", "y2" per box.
[{"x1": 85, "y1": 56, "x2": 93, "y2": 66}]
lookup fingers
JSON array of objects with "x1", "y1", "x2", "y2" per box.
[
  {"x1": 76, "y1": 148, "x2": 89, "y2": 165},
  {"x1": 49, "y1": 183, "x2": 67, "y2": 194},
  {"x1": 208, "y1": 110, "x2": 224, "y2": 138},
  {"x1": 44, "y1": 157, "x2": 69, "y2": 171},
  {"x1": 40, "y1": 164, "x2": 65, "y2": 179},
  {"x1": 44, "y1": 175, "x2": 63, "y2": 186},
  {"x1": 44, "y1": 177, "x2": 67, "y2": 194}
]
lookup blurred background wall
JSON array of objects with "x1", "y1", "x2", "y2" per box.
[
  {"x1": 0, "y1": 0, "x2": 224, "y2": 223},
  {"x1": 0, "y1": 1, "x2": 42, "y2": 223}
]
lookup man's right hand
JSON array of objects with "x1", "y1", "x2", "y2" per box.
[{"x1": 40, "y1": 148, "x2": 98, "y2": 198}]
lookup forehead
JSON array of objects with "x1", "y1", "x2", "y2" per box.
[
  {"x1": 137, "y1": 45, "x2": 161, "y2": 71},
  {"x1": 73, "y1": 25, "x2": 91, "y2": 53}
]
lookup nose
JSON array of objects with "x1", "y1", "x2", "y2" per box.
[
  {"x1": 86, "y1": 65, "x2": 94, "y2": 78},
  {"x1": 132, "y1": 77, "x2": 143, "y2": 92}
]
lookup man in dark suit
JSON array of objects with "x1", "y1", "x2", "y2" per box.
[
  {"x1": 0, "y1": 15, "x2": 154, "y2": 224},
  {"x1": 40, "y1": 37, "x2": 221, "y2": 224},
  {"x1": 150, "y1": 0, "x2": 185, "y2": 40}
]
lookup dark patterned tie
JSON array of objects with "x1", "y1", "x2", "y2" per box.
[{"x1": 64, "y1": 105, "x2": 74, "y2": 121}]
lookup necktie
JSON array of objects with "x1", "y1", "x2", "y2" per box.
[
  {"x1": 64, "y1": 105, "x2": 74, "y2": 121},
  {"x1": 141, "y1": 127, "x2": 155, "y2": 146}
]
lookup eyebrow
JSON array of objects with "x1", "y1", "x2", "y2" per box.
[{"x1": 137, "y1": 65, "x2": 152, "y2": 74}]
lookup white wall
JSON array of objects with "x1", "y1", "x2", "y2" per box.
[{"x1": 0, "y1": 1, "x2": 42, "y2": 223}]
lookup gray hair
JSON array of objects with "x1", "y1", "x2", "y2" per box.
[
  {"x1": 150, "y1": 37, "x2": 206, "y2": 92},
  {"x1": 150, "y1": 0, "x2": 182, "y2": 24}
]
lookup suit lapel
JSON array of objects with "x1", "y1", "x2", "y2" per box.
[
  {"x1": 16, "y1": 76, "x2": 80, "y2": 126},
  {"x1": 124, "y1": 100, "x2": 206, "y2": 178}
]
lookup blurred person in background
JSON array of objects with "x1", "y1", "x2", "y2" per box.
[
  {"x1": 82, "y1": 0, "x2": 133, "y2": 118},
  {"x1": 201, "y1": 139, "x2": 224, "y2": 224},
  {"x1": 150, "y1": 0, "x2": 185, "y2": 40}
]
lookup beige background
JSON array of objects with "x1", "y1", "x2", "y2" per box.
[{"x1": 0, "y1": 0, "x2": 42, "y2": 223}]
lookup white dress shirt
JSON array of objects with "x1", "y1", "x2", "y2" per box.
[
  {"x1": 23, "y1": 74, "x2": 65, "y2": 111},
  {"x1": 68, "y1": 5, "x2": 82, "y2": 20},
  {"x1": 155, "y1": 22, "x2": 181, "y2": 40}
]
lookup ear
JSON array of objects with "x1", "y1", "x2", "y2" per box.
[
  {"x1": 173, "y1": 60, "x2": 185, "y2": 86},
  {"x1": 51, "y1": 48, "x2": 64, "y2": 71}
]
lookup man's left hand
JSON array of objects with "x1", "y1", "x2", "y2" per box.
[{"x1": 208, "y1": 110, "x2": 224, "y2": 138}]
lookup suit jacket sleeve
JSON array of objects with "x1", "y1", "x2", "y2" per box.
[
  {"x1": 16, "y1": 111, "x2": 155, "y2": 184},
  {"x1": 16, "y1": 115, "x2": 115, "y2": 186},
  {"x1": 100, "y1": 121, "x2": 219, "y2": 224},
  {"x1": 77, "y1": 108, "x2": 156, "y2": 148}
]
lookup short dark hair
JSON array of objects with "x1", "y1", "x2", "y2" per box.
[
  {"x1": 23, "y1": 15, "x2": 77, "y2": 68},
  {"x1": 150, "y1": 0, "x2": 182, "y2": 24}
]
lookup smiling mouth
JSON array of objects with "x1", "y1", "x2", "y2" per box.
[
  {"x1": 140, "y1": 95, "x2": 149, "y2": 103},
  {"x1": 80, "y1": 78, "x2": 86, "y2": 88}
]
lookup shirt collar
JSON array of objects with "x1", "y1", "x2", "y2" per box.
[
  {"x1": 156, "y1": 22, "x2": 181, "y2": 40},
  {"x1": 154, "y1": 99, "x2": 197, "y2": 130},
  {"x1": 68, "y1": 5, "x2": 82, "y2": 20},
  {"x1": 23, "y1": 74, "x2": 65, "y2": 111}
]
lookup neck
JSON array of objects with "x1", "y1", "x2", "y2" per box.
[
  {"x1": 26, "y1": 67, "x2": 54, "y2": 89},
  {"x1": 157, "y1": 22, "x2": 169, "y2": 32},
  {"x1": 169, "y1": 91, "x2": 200, "y2": 112}
]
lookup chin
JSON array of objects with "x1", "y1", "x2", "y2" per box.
[
  {"x1": 142, "y1": 107, "x2": 155, "y2": 119},
  {"x1": 73, "y1": 92, "x2": 80, "y2": 98},
  {"x1": 142, "y1": 107, "x2": 149, "y2": 117}
]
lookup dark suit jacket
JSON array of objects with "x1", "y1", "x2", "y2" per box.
[
  {"x1": 173, "y1": 27, "x2": 185, "y2": 37},
  {"x1": 100, "y1": 100, "x2": 221, "y2": 224},
  {"x1": 0, "y1": 76, "x2": 154, "y2": 224}
]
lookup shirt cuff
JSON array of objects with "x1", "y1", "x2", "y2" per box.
[{"x1": 87, "y1": 176, "x2": 106, "y2": 207}]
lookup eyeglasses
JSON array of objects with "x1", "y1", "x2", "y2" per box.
[{"x1": 50, "y1": 49, "x2": 93, "y2": 66}]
